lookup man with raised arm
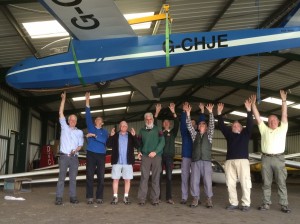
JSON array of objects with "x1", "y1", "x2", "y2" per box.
[
  {"x1": 185, "y1": 103, "x2": 215, "y2": 208},
  {"x1": 154, "y1": 103, "x2": 179, "y2": 204},
  {"x1": 217, "y1": 98, "x2": 253, "y2": 212},
  {"x1": 85, "y1": 92, "x2": 109, "y2": 205},
  {"x1": 180, "y1": 102, "x2": 205, "y2": 204},
  {"x1": 251, "y1": 90, "x2": 291, "y2": 213},
  {"x1": 55, "y1": 92, "x2": 83, "y2": 205}
]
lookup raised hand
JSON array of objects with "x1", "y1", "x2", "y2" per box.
[
  {"x1": 199, "y1": 103, "x2": 205, "y2": 113},
  {"x1": 61, "y1": 91, "x2": 66, "y2": 101},
  {"x1": 169, "y1": 103, "x2": 176, "y2": 113},
  {"x1": 244, "y1": 98, "x2": 251, "y2": 112},
  {"x1": 130, "y1": 127, "x2": 136, "y2": 136},
  {"x1": 110, "y1": 128, "x2": 116, "y2": 136},
  {"x1": 250, "y1": 95, "x2": 256, "y2": 104},
  {"x1": 205, "y1": 103, "x2": 214, "y2": 114},
  {"x1": 186, "y1": 104, "x2": 192, "y2": 116},
  {"x1": 155, "y1": 103, "x2": 162, "y2": 117},
  {"x1": 217, "y1": 103, "x2": 224, "y2": 115},
  {"x1": 85, "y1": 92, "x2": 90, "y2": 100},
  {"x1": 280, "y1": 90, "x2": 287, "y2": 101}
]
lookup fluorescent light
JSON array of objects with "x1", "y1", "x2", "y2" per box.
[
  {"x1": 23, "y1": 20, "x2": 68, "y2": 38},
  {"x1": 262, "y1": 97, "x2": 294, "y2": 105},
  {"x1": 73, "y1": 91, "x2": 131, "y2": 101},
  {"x1": 230, "y1": 111, "x2": 247, "y2": 117},
  {"x1": 230, "y1": 111, "x2": 268, "y2": 122},
  {"x1": 102, "y1": 91, "x2": 131, "y2": 98},
  {"x1": 81, "y1": 107, "x2": 126, "y2": 114},
  {"x1": 104, "y1": 107, "x2": 126, "y2": 112},
  {"x1": 124, "y1": 12, "x2": 154, "y2": 30},
  {"x1": 291, "y1": 104, "x2": 300, "y2": 109},
  {"x1": 73, "y1": 95, "x2": 101, "y2": 102}
]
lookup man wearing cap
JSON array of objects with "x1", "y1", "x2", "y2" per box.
[{"x1": 185, "y1": 103, "x2": 215, "y2": 208}]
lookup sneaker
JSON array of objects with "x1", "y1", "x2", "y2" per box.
[
  {"x1": 70, "y1": 198, "x2": 79, "y2": 204},
  {"x1": 258, "y1": 204, "x2": 270, "y2": 211},
  {"x1": 180, "y1": 199, "x2": 187, "y2": 204},
  {"x1": 123, "y1": 197, "x2": 131, "y2": 205},
  {"x1": 226, "y1": 204, "x2": 239, "y2": 210},
  {"x1": 55, "y1": 197, "x2": 62, "y2": 205},
  {"x1": 190, "y1": 197, "x2": 199, "y2": 208},
  {"x1": 96, "y1": 199, "x2": 104, "y2": 204},
  {"x1": 111, "y1": 196, "x2": 118, "y2": 205},
  {"x1": 281, "y1": 205, "x2": 291, "y2": 213},
  {"x1": 206, "y1": 198, "x2": 213, "y2": 208},
  {"x1": 166, "y1": 199, "x2": 175, "y2": 205},
  {"x1": 87, "y1": 198, "x2": 93, "y2": 204},
  {"x1": 241, "y1": 206, "x2": 250, "y2": 212}
]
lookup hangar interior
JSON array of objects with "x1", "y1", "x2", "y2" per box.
[{"x1": 0, "y1": 0, "x2": 300, "y2": 174}]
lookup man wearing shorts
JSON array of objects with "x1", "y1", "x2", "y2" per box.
[{"x1": 106, "y1": 121, "x2": 139, "y2": 204}]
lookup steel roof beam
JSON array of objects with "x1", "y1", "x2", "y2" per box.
[{"x1": 0, "y1": 5, "x2": 37, "y2": 55}]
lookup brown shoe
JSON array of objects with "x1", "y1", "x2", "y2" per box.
[
  {"x1": 166, "y1": 199, "x2": 175, "y2": 204},
  {"x1": 206, "y1": 198, "x2": 213, "y2": 208},
  {"x1": 190, "y1": 197, "x2": 199, "y2": 208}
]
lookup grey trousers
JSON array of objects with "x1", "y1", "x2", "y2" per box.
[
  {"x1": 190, "y1": 160, "x2": 213, "y2": 200},
  {"x1": 56, "y1": 155, "x2": 79, "y2": 199},
  {"x1": 261, "y1": 155, "x2": 288, "y2": 206},
  {"x1": 181, "y1": 157, "x2": 192, "y2": 200},
  {"x1": 138, "y1": 155, "x2": 162, "y2": 202}
]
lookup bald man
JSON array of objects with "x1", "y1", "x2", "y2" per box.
[{"x1": 107, "y1": 121, "x2": 139, "y2": 205}]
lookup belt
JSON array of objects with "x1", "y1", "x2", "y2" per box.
[
  {"x1": 262, "y1": 153, "x2": 284, "y2": 157},
  {"x1": 60, "y1": 152, "x2": 77, "y2": 157}
]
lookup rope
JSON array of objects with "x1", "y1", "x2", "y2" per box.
[
  {"x1": 256, "y1": 0, "x2": 261, "y2": 104},
  {"x1": 165, "y1": 12, "x2": 170, "y2": 67},
  {"x1": 70, "y1": 39, "x2": 86, "y2": 86}
]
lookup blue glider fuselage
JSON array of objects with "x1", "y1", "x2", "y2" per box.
[{"x1": 6, "y1": 27, "x2": 300, "y2": 89}]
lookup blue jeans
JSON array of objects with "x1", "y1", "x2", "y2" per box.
[{"x1": 86, "y1": 151, "x2": 106, "y2": 199}]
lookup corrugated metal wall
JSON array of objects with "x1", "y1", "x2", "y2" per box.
[
  {"x1": 0, "y1": 89, "x2": 20, "y2": 174},
  {"x1": 28, "y1": 115, "x2": 42, "y2": 164}
]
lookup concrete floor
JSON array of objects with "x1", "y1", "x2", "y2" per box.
[{"x1": 0, "y1": 175, "x2": 299, "y2": 224}]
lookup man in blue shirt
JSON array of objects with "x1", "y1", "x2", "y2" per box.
[
  {"x1": 106, "y1": 121, "x2": 139, "y2": 205},
  {"x1": 85, "y1": 92, "x2": 109, "y2": 204},
  {"x1": 55, "y1": 92, "x2": 84, "y2": 205}
]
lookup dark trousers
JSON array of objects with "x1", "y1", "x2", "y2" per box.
[
  {"x1": 86, "y1": 151, "x2": 106, "y2": 199},
  {"x1": 160, "y1": 155, "x2": 174, "y2": 200}
]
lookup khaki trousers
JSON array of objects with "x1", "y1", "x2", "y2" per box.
[{"x1": 224, "y1": 159, "x2": 252, "y2": 206}]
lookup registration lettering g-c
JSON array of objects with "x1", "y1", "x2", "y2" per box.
[
  {"x1": 52, "y1": 0, "x2": 82, "y2": 7},
  {"x1": 162, "y1": 40, "x2": 175, "y2": 53},
  {"x1": 71, "y1": 14, "x2": 100, "y2": 30}
]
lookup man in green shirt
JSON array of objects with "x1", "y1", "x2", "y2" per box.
[{"x1": 137, "y1": 110, "x2": 165, "y2": 206}]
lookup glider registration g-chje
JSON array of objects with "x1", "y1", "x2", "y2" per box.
[{"x1": 5, "y1": 0, "x2": 300, "y2": 98}]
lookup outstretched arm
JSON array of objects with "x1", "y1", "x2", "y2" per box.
[
  {"x1": 186, "y1": 104, "x2": 197, "y2": 141},
  {"x1": 250, "y1": 94, "x2": 263, "y2": 125},
  {"x1": 245, "y1": 97, "x2": 253, "y2": 134},
  {"x1": 206, "y1": 103, "x2": 215, "y2": 143},
  {"x1": 59, "y1": 91, "x2": 66, "y2": 119},
  {"x1": 280, "y1": 90, "x2": 288, "y2": 123}
]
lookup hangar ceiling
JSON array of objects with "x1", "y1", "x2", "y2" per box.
[{"x1": 0, "y1": 0, "x2": 300, "y2": 131}]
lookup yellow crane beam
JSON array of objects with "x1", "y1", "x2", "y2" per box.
[{"x1": 127, "y1": 4, "x2": 171, "y2": 25}]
